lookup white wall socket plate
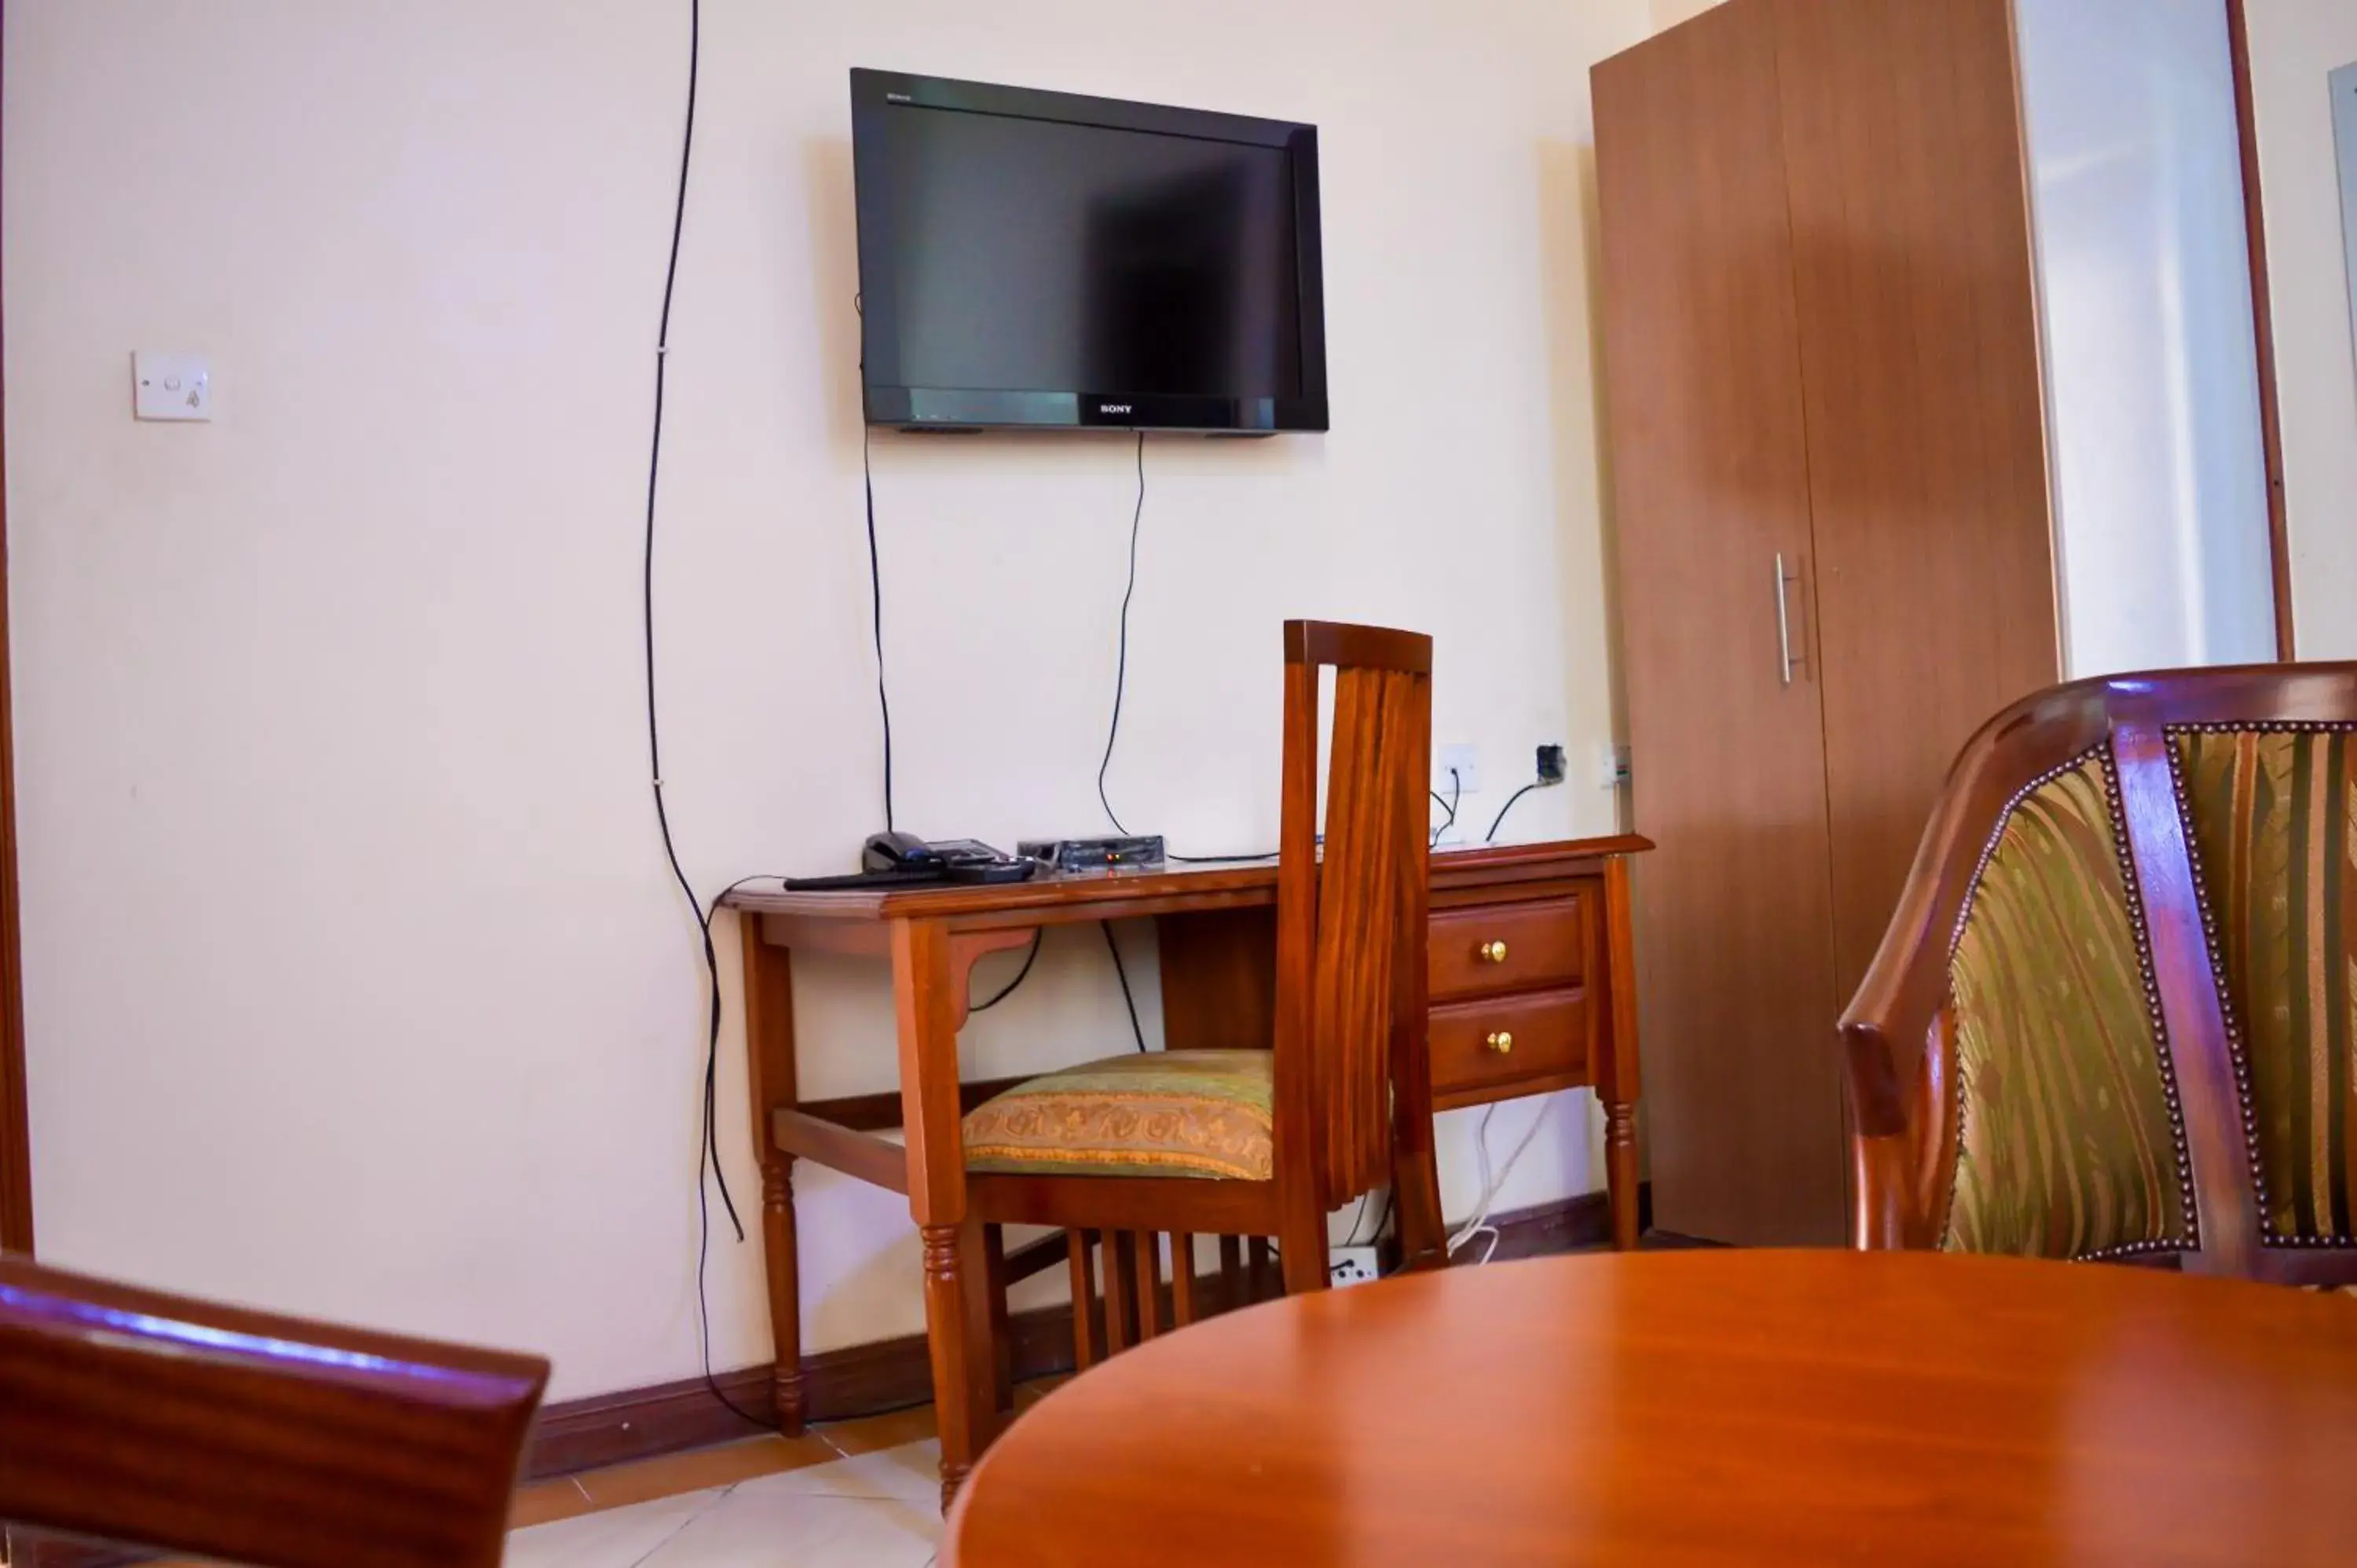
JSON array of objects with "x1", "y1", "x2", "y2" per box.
[
  {"x1": 133, "y1": 351, "x2": 211, "y2": 422},
  {"x1": 1329, "y1": 1245, "x2": 1380, "y2": 1288},
  {"x1": 1436, "y1": 743, "x2": 1480, "y2": 797}
]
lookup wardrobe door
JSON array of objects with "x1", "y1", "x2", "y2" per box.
[
  {"x1": 1594, "y1": 0, "x2": 1848, "y2": 1246},
  {"x1": 1769, "y1": 0, "x2": 2061, "y2": 1006}
]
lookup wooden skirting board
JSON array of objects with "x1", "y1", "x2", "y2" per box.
[{"x1": 526, "y1": 1284, "x2": 1081, "y2": 1479}]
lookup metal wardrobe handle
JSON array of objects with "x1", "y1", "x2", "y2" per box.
[{"x1": 1775, "y1": 552, "x2": 1800, "y2": 687}]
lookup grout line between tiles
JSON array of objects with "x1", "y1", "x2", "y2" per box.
[{"x1": 627, "y1": 1481, "x2": 742, "y2": 1568}]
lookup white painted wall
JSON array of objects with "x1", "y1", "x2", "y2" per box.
[
  {"x1": 2243, "y1": 0, "x2": 2357, "y2": 660},
  {"x1": 2, "y1": 0, "x2": 1649, "y2": 1398},
  {"x1": 2015, "y1": 0, "x2": 2279, "y2": 677},
  {"x1": 1649, "y1": 0, "x2": 1727, "y2": 30}
]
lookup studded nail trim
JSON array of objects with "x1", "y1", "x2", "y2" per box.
[
  {"x1": 2164, "y1": 720, "x2": 2357, "y2": 1250},
  {"x1": 1941, "y1": 742, "x2": 2197, "y2": 1258}
]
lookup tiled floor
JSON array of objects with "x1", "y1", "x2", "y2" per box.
[
  {"x1": 505, "y1": 1438, "x2": 945, "y2": 1568},
  {"x1": 132, "y1": 1390, "x2": 1049, "y2": 1568},
  {"x1": 492, "y1": 1381, "x2": 1061, "y2": 1566}
]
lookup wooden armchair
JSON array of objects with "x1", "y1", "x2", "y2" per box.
[
  {"x1": 1842, "y1": 662, "x2": 2357, "y2": 1285},
  {"x1": 0, "y1": 1255, "x2": 548, "y2": 1567},
  {"x1": 967, "y1": 621, "x2": 1448, "y2": 1363}
]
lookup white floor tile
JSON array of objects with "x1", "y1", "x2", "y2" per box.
[
  {"x1": 639, "y1": 1471, "x2": 940, "y2": 1566},
  {"x1": 753, "y1": 1440, "x2": 942, "y2": 1505},
  {"x1": 503, "y1": 1486, "x2": 724, "y2": 1567},
  {"x1": 504, "y1": 1442, "x2": 945, "y2": 1568}
]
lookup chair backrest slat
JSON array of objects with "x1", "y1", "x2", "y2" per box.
[{"x1": 1274, "y1": 621, "x2": 1432, "y2": 1210}]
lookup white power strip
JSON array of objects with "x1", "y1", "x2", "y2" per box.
[{"x1": 1329, "y1": 1244, "x2": 1381, "y2": 1288}]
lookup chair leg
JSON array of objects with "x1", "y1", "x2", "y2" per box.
[
  {"x1": 984, "y1": 1224, "x2": 1013, "y2": 1414},
  {"x1": 1277, "y1": 1192, "x2": 1329, "y2": 1295},
  {"x1": 1066, "y1": 1229, "x2": 1097, "y2": 1373},
  {"x1": 1132, "y1": 1232, "x2": 1163, "y2": 1340},
  {"x1": 1104, "y1": 1233, "x2": 1135, "y2": 1354},
  {"x1": 1392, "y1": 1139, "x2": 1450, "y2": 1275},
  {"x1": 1248, "y1": 1237, "x2": 1277, "y2": 1303},
  {"x1": 1171, "y1": 1233, "x2": 1198, "y2": 1327},
  {"x1": 1219, "y1": 1236, "x2": 1244, "y2": 1313}
]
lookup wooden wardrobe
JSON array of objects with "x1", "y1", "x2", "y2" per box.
[{"x1": 1592, "y1": 0, "x2": 2062, "y2": 1244}]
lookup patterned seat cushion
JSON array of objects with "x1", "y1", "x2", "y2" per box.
[
  {"x1": 2172, "y1": 726, "x2": 2357, "y2": 1243},
  {"x1": 1945, "y1": 753, "x2": 2192, "y2": 1258},
  {"x1": 962, "y1": 1049, "x2": 1274, "y2": 1181}
]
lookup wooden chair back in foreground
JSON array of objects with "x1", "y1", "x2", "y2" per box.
[
  {"x1": 0, "y1": 1253, "x2": 549, "y2": 1568},
  {"x1": 963, "y1": 620, "x2": 1444, "y2": 1368},
  {"x1": 1274, "y1": 620, "x2": 1446, "y2": 1275},
  {"x1": 1842, "y1": 662, "x2": 2357, "y2": 1285}
]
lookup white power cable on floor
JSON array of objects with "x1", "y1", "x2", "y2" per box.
[{"x1": 1446, "y1": 1100, "x2": 1551, "y2": 1265}]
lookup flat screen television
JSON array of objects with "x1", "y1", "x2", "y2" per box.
[{"x1": 849, "y1": 69, "x2": 1328, "y2": 434}]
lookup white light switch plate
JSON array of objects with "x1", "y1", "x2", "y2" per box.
[{"x1": 133, "y1": 352, "x2": 211, "y2": 422}]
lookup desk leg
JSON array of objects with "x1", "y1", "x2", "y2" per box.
[
  {"x1": 915, "y1": 1219, "x2": 993, "y2": 1505},
  {"x1": 1604, "y1": 1102, "x2": 1640, "y2": 1250},
  {"x1": 893, "y1": 918, "x2": 998, "y2": 1510},
  {"x1": 739, "y1": 917, "x2": 805, "y2": 1433},
  {"x1": 1600, "y1": 856, "x2": 1644, "y2": 1252}
]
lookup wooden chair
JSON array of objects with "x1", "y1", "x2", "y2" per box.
[
  {"x1": 0, "y1": 1254, "x2": 548, "y2": 1568},
  {"x1": 1842, "y1": 662, "x2": 2357, "y2": 1286},
  {"x1": 966, "y1": 620, "x2": 1448, "y2": 1370}
]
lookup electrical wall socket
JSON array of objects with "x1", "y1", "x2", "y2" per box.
[
  {"x1": 1594, "y1": 742, "x2": 1633, "y2": 789},
  {"x1": 1329, "y1": 1245, "x2": 1381, "y2": 1288}
]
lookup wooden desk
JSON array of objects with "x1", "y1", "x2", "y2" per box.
[
  {"x1": 945, "y1": 1251, "x2": 2357, "y2": 1566},
  {"x1": 720, "y1": 834, "x2": 1651, "y2": 1497}
]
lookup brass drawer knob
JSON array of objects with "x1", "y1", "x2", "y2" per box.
[
  {"x1": 1486, "y1": 1030, "x2": 1514, "y2": 1053},
  {"x1": 1479, "y1": 939, "x2": 1509, "y2": 963}
]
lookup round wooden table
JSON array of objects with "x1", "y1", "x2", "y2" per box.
[{"x1": 944, "y1": 1250, "x2": 2357, "y2": 1566}]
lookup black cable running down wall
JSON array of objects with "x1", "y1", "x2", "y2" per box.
[
  {"x1": 862, "y1": 407, "x2": 896, "y2": 832},
  {"x1": 638, "y1": 0, "x2": 766, "y2": 1431},
  {"x1": 1484, "y1": 781, "x2": 1542, "y2": 844},
  {"x1": 1095, "y1": 432, "x2": 1147, "y2": 835}
]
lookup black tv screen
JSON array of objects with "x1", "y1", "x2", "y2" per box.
[{"x1": 850, "y1": 70, "x2": 1328, "y2": 433}]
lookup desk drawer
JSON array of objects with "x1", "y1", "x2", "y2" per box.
[
  {"x1": 1429, "y1": 895, "x2": 1588, "y2": 1001},
  {"x1": 1429, "y1": 987, "x2": 1589, "y2": 1100}
]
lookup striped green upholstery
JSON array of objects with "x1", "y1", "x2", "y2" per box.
[
  {"x1": 1945, "y1": 754, "x2": 2190, "y2": 1257},
  {"x1": 2172, "y1": 727, "x2": 2357, "y2": 1242}
]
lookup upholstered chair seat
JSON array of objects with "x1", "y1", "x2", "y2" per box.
[{"x1": 962, "y1": 1050, "x2": 1274, "y2": 1181}]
